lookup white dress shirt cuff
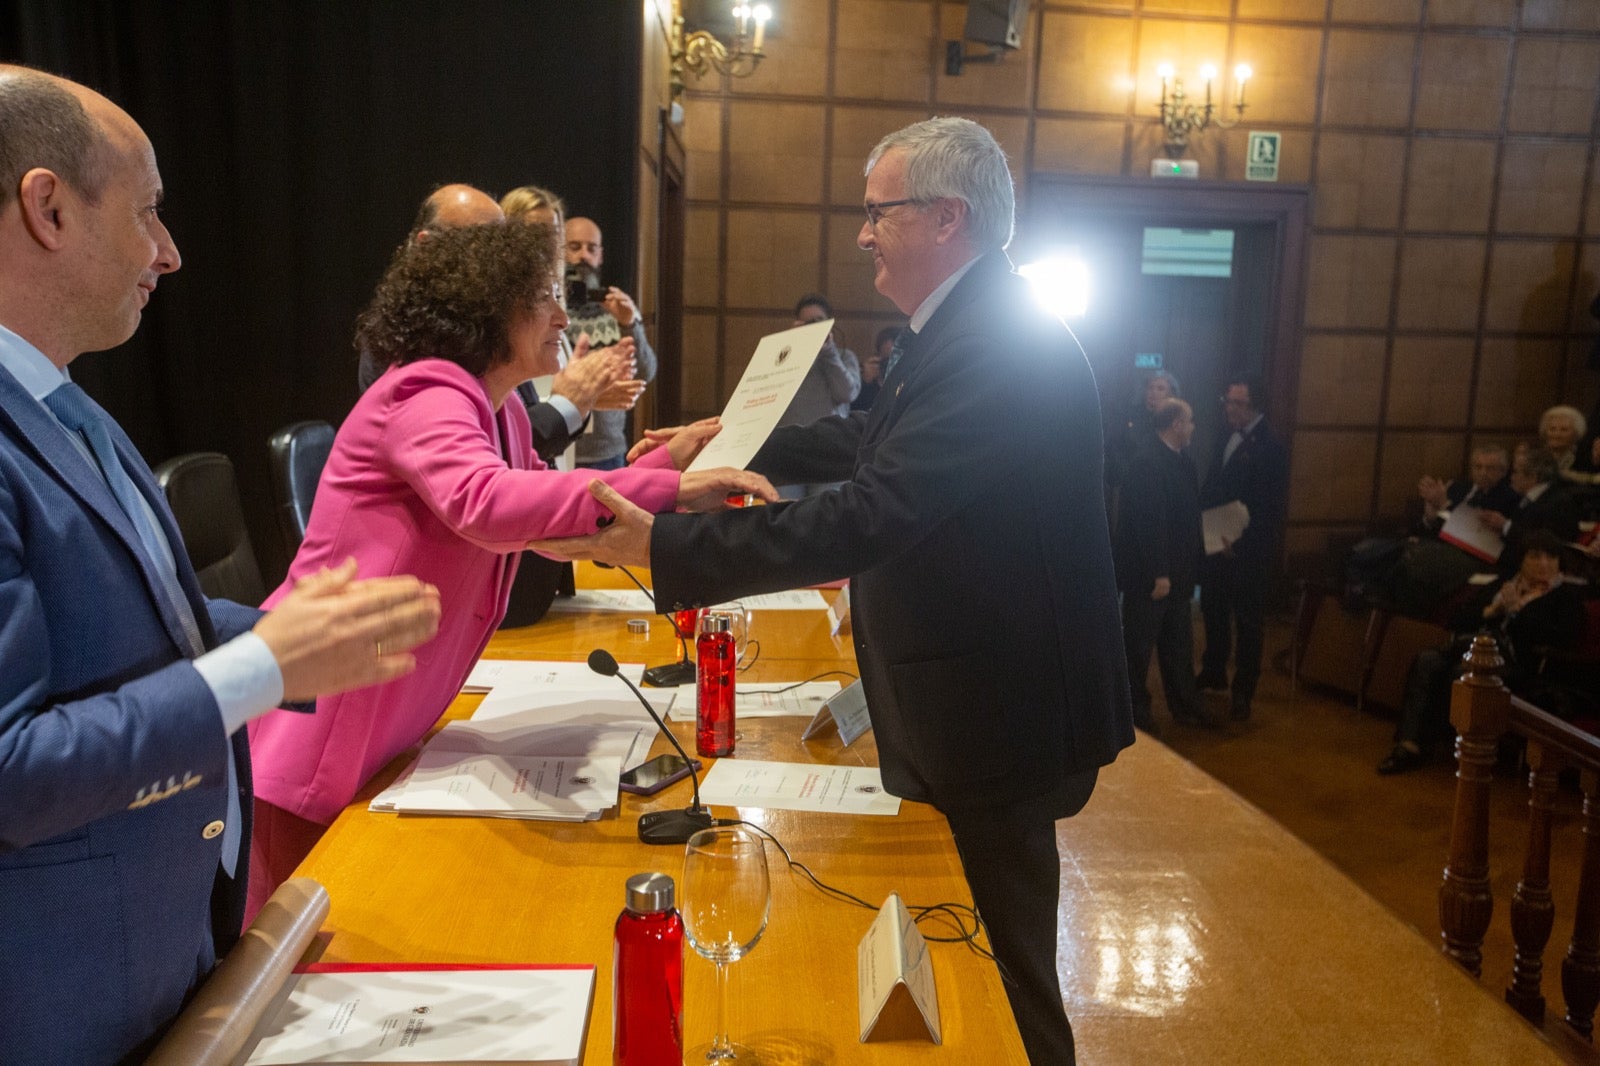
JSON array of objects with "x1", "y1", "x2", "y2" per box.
[
  {"x1": 195, "y1": 631, "x2": 286, "y2": 736},
  {"x1": 547, "y1": 392, "x2": 583, "y2": 433}
]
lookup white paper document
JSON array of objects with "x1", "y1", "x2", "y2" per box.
[
  {"x1": 545, "y1": 588, "x2": 829, "y2": 613},
  {"x1": 685, "y1": 319, "x2": 835, "y2": 473},
  {"x1": 391, "y1": 750, "x2": 622, "y2": 820},
  {"x1": 700, "y1": 759, "x2": 901, "y2": 816},
  {"x1": 239, "y1": 964, "x2": 593, "y2": 1064},
  {"x1": 673, "y1": 681, "x2": 841, "y2": 719},
  {"x1": 1202, "y1": 501, "x2": 1250, "y2": 556},
  {"x1": 1438, "y1": 505, "x2": 1504, "y2": 563},
  {"x1": 462, "y1": 658, "x2": 647, "y2": 694}
]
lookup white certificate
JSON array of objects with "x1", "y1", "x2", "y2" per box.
[
  {"x1": 686, "y1": 319, "x2": 836, "y2": 472},
  {"x1": 700, "y1": 759, "x2": 901, "y2": 816}
]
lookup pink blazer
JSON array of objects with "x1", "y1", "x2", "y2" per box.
[{"x1": 249, "y1": 359, "x2": 679, "y2": 824}]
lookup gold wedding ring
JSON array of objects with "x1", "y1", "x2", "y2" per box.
[{"x1": 375, "y1": 640, "x2": 384, "y2": 659}]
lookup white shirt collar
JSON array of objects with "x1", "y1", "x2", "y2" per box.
[
  {"x1": 909, "y1": 255, "x2": 983, "y2": 334},
  {"x1": 1523, "y1": 481, "x2": 1550, "y2": 505},
  {"x1": 0, "y1": 322, "x2": 69, "y2": 402},
  {"x1": 1236, "y1": 412, "x2": 1264, "y2": 438}
]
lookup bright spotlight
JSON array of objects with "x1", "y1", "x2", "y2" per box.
[{"x1": 1018, "y1": 255, "x2": 1090, "y2": 319}]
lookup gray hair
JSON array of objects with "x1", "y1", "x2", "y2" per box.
[
  {"x1": 1540, "y1": 404, "x2": 1587, "y2": 442},
  {"x1": 1518, "y1": 447, "x2": 1560, "y2": 486},
  {"x1": 1470, "y1": 442, "x2": 1508, "y2": 466},
  {"x1": 866, "y1": 117, "x2": 1014, "y2": 251},
  {"x1": 0, "y1": 67, "x2": 109, "y2": 209}
]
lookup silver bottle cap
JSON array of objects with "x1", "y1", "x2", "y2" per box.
[
  {"x1": 625, "y1": 871, "x2": 675, "y2": 914},
  {"x1": 626, "y1": 618, "x2": 650, "y2": 634},
  {"x1": 699, "y1": 613, "x2": 732, "y2": 635}
]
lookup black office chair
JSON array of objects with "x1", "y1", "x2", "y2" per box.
[
  {"x1": 153, "y1": 451, "x2": 268, "y2": 605},
  {"x1": 267, "y1": 420, "x2": 334, "y2": 556}
]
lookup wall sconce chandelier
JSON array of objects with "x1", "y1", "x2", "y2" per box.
[
  {"x1": 670, "y1": 1, "x2": 772, "y2": 100},
  {"x1": 1156, "y1": 62, "x2": 1252, "y2": 159}
]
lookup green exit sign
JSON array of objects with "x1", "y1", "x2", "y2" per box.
[{"x1": 1246, "y1": 131, "x2": 1280, "y2": 182}]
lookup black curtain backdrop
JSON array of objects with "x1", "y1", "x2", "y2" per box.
[{"x1": 0, "y1": 0, "x2": 643, "y2": 582}]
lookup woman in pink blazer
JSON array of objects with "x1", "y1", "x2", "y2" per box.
[{"x1": 245, "y1": 224, "x2": 771, "y2": 919}]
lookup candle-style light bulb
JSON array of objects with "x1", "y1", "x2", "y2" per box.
[
  {"x1": 1234, "y1": 63, "x2": 1252, "y2": 109},
  {"x1": 752, "y1": 3, "x2": 770, "y2": 52},
  {"x1": 1199, "y1": 63, "x2": 1217, "y2": 83},
  {"x1": 1157, "y1": 62, "x2": 1173, "y2": 108}
]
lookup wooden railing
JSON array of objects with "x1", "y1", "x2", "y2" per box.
[{"x1": 1440, "y1": 633, "x2": 1600, "y2": 1037}]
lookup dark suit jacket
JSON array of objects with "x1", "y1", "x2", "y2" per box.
[
  {"x1": 1417, "y1": 476, "x2": 1521, "y2": 537},
  {"x1": 0, "y1": 367, "x2": 260, "y2": 1063},
  {"x1": 1199, "y1": 415, "x2": 1288, "y2": 564},
  {"x1": 650, "y1": 252, "x2": 1134, "y2": 816},
  {"x1": 1501, "y1": 484, "x2": 1582, "y2": 571},
  {"x1": 1114, "y1": 439, "x2": 1203, "y2": 595}
]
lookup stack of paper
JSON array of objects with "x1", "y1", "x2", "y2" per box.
[
  {"x1": 371, "y1": 692, "x2": 658, "y2": 820},
  {"x1": 239, "y1": 963, "x2": 593, "y2": 1065},
  {"x1": 544, "y1": 589, "x2": 830, "y2": 613}
]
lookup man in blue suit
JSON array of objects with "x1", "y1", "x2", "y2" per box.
[{"x1": 0, "y1": 66, "x2": 441, "y2": 1063}]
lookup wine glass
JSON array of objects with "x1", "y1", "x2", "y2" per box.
[{"x1": 680, "y1": 826, "x2": 771, "y2": 1062}]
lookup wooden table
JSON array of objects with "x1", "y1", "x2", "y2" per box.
[{"x1": 296, "y1": 565, "x2": 1028, "y2": 1064}]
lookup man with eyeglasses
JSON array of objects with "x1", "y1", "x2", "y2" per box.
[
  {"x1": 535, "y1": 116, "x2": 1133, "y2": 1066},
  {"x1": 1196, "y1": 375, "x2": 1288, "y2": 720}
]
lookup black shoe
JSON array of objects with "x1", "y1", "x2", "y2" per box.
[
  {"x1": 1377, "y1": 746, "x2": 1424, "y2": 775},
  {"x1": 1196, "y1": 672, "x2": 1229, "y2": 695},
  {"x1": 1170, "y1": 704, "x2": 1213, "y2": 727}
]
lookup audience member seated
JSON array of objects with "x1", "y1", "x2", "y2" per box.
[
  {"x1": 1480, "y1": 445, "x2": 1582, "y2": 573},
  {"x1": 1345, "y1": 444, "x2": 1516, "y2": 613},
  {"x1": 1377, "y1": 531, "x2": 1583, "y2": 775},
  {"x1": 1542, "y1": 404, "x2": 1599, "y2": 486},
  {"x1": 244, "y1": 222, "x2": 775, "y2": 921},
  {"x1": 1414, "y1": 443, "x2": 1518, "y2": 536},
  {"x1": 852, "y1": 325, "x2": 898, "y2": 412}
]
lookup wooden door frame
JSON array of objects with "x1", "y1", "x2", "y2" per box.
[
  {"x1": 1024, "y1": 175, "x2": 1311, "y2": 437},
  {"x1": 655, "y1": 110, "x2": 687, "y2": 426}
]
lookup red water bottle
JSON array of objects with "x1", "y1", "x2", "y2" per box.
[
  {"x1": 696, "y1": 613, "x2": 736, "y2": 757},
  {"x1": 613, "y1": 872, "x2": 684, "y2": 1065}
]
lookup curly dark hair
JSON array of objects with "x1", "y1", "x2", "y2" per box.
[{"x1": 355, "y1": 221, "x2": 558, "y2": 378}]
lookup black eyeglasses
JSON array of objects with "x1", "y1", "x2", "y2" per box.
[{"x1": 863, "y1": 199, "x2": 922, "y2": 228}]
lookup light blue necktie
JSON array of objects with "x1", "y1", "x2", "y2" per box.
[
  {"x1": 44, "y1": 382, "x2": 241, "y2": 876},
  {"x1": 881, "y1": 328, "x2": 909, "y2": 382}
]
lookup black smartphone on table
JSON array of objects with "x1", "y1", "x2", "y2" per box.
[{"x1": 619, "y1": 753, "x2": 699, "y2": 796}]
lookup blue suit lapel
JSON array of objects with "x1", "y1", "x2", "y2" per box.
[{"x1": 0, "y1": 371, "x2": 212, "y2": 653}]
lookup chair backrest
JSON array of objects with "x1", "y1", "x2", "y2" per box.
[
  {"x1": 266, "y1": 421, "x2": 334, "y2": 557},
  {"x1": 153, "y1": 451, "x2": 267, "y2": 605}
]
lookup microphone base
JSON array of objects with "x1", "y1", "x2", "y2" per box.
[
  {"x1": 642, "y1": 659, "x2": 697, "y2": 688},
  {"x1": 638, "y1": 806, "x2": 718, "y2": 845}
]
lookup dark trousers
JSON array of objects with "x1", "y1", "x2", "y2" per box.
[
  {"x1": 946, "y1": 769, "x2": 1097, "y2": 1066},
  {"x1": 1121, "y1": 583, "x2": 1200, "y2": 723},
  {"x1": 1200, "y1": 553, "x2": 1267, "y2": 706},
  {"x1": 1396, "y1": 648, "x2": 1457, "y2": 750},
  {"x1": 577, "y1": 454, "x2": 626, "y2": 471}
]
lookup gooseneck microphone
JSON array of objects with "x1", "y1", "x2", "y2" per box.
[
  {"x1": 588, "y1": 648, "x2": 718, "y2": 845},
  {"x1": 597, "y1": 562, "x2": 697, "y2": 687}
]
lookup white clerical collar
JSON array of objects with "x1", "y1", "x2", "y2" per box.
[
  {"x1": 0, "y1": 322, "x2": 70, "y2": 402},
  {"x1": 909, "y1": 255, "x2": 983, "y2": 334}
]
